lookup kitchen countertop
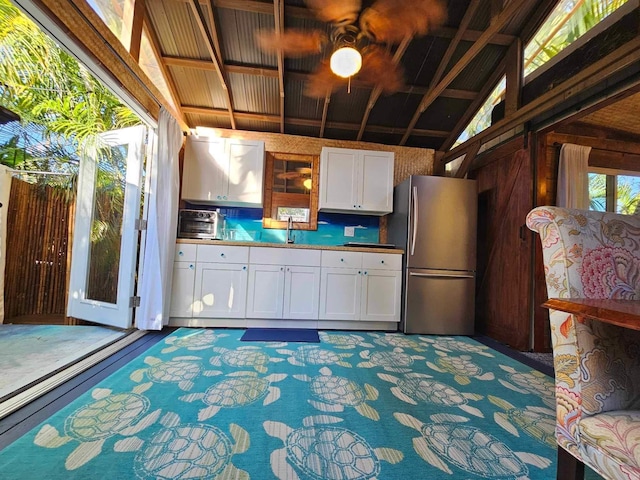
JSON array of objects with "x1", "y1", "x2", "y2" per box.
[{"x1": 176, "y1": 238, "x2": 404, "y2": 255}]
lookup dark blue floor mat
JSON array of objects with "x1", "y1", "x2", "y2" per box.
[{"x1": 240, "y1": 328, "x2": 320, "y2": 342}]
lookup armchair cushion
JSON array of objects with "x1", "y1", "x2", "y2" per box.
[
  {"x1": 527, "y1": 206, "x2": 640, "y2": 480},
  {"x1": 579, "y1": 411, "x2": 640, "y2": 471}
]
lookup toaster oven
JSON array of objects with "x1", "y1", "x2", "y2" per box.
[{"x1": 178, "y1": 209, "x2": 225, "y2": 240}]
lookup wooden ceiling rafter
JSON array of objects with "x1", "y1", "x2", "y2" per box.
[
  {"x1": 273, "y1": 0, "x2": 285, "y2": 133},
  {"x1": 141, "y1": 12, "x2": 187, "y2": 126},
  {"x1": 399, "y1": 0, "x2": 524, "y2": 146},
  {"x1": 123, "y1": 0, "x2": 146, "y2": 61},
  {"x1": 181, "y1": 105, "x2": 448, "y2": 137},
  {"x1": 320, "y1": 92, "x2": 331, "y2": 138},
  {"x1": 188, "y1": 0, "x2": 237, "y2": 129},
  {"x1": 356, "y1": 35, "x2": 412, "y2": 141},
  {"x1": 431, "y1": 0, "x2": 481, "y2": 90},
  {"x1": 161, "y1": 56, "x2": 479, "y2": 99}
]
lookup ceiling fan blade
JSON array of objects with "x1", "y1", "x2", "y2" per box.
[
  {"x1": 304, "y1": 62, "x2": 347, "y2": 99},
  {"x1": 360, "y1": 0, "x2": 447, "y2": 44},
  {"x1": 358, "y1": 46, "x2": 404, "y2": 94},
  {"x1": 256, "y1": 29, "x2": 327, "y2": 57},
  {"x1": 304, "y1": 0, "x2": 361, "y2": 27}
]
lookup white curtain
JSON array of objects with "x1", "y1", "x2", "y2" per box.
[
  {"x1": 0, "y1": 165, "x2": 12, "y2": 323},
  {"x1": 137, "y1": 108, "x2": 183, "y2": 330},
  {"x1": 557, "y1": 143, "x2": 591, "y2": 209}
]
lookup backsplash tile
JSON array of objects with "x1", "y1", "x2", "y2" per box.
[{"x1": 183, "y1": 203, "x2": 380, "y2": 245}]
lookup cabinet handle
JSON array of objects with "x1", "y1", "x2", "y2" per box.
[
  {"x1": 358, "y1": 270, "x2": 361, "y2": 274},
  {"x1": 179, "y1": 251, "x2": 184, "y2": 256},
  {"x1": 220, "y1": 253, "x2": 225, "y2": 257},
  {"x1": 381, "y1": 260, "x2": 384, "y2": 264},
  {"x1": 242, "y1": 266, "x2": 247, "y2": 270},
  {"x1": 286, "y1": 267, "x2": 290, "y2": 272},
  {"x1": 340, "y1": 258, "x2": 344, "y2": 262},
  {"x1": 364, "y1": 271, "x2": 368, "y2": 275},
  {"x1": 189, "y1": 264, "x2": 194, "y2": 269},
  {"x1": 353, "y1": 204, "x2": 357, "y2": 208},
  {"x1": 280, "y1": 267, "x2": 284, "y2": 271}
]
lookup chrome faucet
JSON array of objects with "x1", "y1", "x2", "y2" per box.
[{"x1": 286, "y1": 216, "x2": 295, "y2": 244}]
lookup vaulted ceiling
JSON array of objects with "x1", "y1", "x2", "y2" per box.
[{"x1": 141, "y1": 0, "x2": 559, "y2": 150}]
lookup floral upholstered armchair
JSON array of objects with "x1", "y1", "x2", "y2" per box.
[{"x1": 526, "y1": 206, "x2": 640, "y2": 480}]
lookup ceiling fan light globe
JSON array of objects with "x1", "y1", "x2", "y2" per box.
[{"x1": 330, "y1": 47, "x2": 362, "y2": 78}]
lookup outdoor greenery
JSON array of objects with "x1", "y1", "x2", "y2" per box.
[
  {"x1": 0, "y1": 0, "x2": 139, "y2": 173},
  {"x1": 0, "y1": 0, "x2": 143, "y2": 304},
  {"x1": 589, "y1": 173, "x2": 640, "y2": 214}
]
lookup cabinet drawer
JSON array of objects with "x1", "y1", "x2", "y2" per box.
[
  {"x1": 175, "y1": 243, "x2": 197, "y2": 262},
  {"x1": 362, "y1": 253, "x2": 402, "y2": 271},
  {"x1": 197, "y1": 245, "x2": 249, "y2": 264},
  {"x1": 250, "y1": 247, "x2": 321, "y2": 266},
  {"x1": 321, "y1": 250, "x2": 363, "y2": 268}
]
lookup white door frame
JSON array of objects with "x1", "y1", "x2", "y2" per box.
[{"x1": 67, "y1": 125, "x2": 146, "y2": 328}]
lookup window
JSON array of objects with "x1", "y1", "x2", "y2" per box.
[
  {"x1": 589, "y1": 169, "x2": 640, "y2": 214},
  {"x1": 452, "y1": 0, "x2": 630, "y2": 150}
]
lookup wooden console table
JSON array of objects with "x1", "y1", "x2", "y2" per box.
[{"x1": 543, "y1": 298, "x2": 640, "y2": 331}]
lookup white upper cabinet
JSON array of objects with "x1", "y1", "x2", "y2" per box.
[
  {"x1": 182, "y1": 134, "x2": 265, "y2": 207},
  {"x1": 319, "y1": 147, "x2": 394, "y2": 215}
]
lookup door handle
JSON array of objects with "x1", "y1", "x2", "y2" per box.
[
  {"x1": 411, "y1": 186, "x2": 418, "y2": 256},
  {"x1": 409, "y1": 272, "x2": 475, "y2": 279}
]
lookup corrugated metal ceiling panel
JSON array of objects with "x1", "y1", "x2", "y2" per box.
[
  {"x1": 416, "y1": 97, "x2": 470, "y2": 131},
  {"x1": 326, "y1": 88, "x2": 369, "y2": 124},
  {"x1": 229, "y1": 73, "x2": 279, "y2": 115},
  {"x1": 236, "y1": 119, "x2": 280, "y2": 133},
  {"x1": 147, "y1": 0, "x2": 210, "y2": 59},
  {"x1": 169, "y1": 66, "x2": 228, "y2": 109},
  {"x1": 216, "y1": 8, "x2": 277, "y2": 67},
  {"x1": 284, "y1": 78, "x2": 325, "y2": 120},
  {"x1": 185, "y1": 113, "x2": 231, "y2": 130},
  {"x1": 369, "y1": 92, "x2": 424, "y2": 128},
  {"x1": 402, "y1": 36, "x2": 451, "y2": 88},
  {"x1": 447, "y1": 43, "x2": 506, "y2": 91},
  {"x1": 284, "y1": 15, "x2": 331, "y2": 73},
  {"x1": 284, "y1": 124, "x2": 321, "y2": 138}
]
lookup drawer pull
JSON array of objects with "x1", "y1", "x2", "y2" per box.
[
  {"x1": 381, "y1": 260, "x2": 384, "y2": 264},
  {"x1": 242, "y1": 266, "x2": 247, "y2": 270},
  {"x1": 220, "y1": 253, "x2": 225, "y2": 257},
  {"x1": 340, "y1": 258, "x2": 344, "y2": 262}
]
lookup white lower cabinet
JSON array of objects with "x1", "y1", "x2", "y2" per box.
[
  {"x1": 195, "y1": 263, "x2": 248, "y2": 318},
  {"x1": 246, "y1": 247, "x2": 321, "y2": 320},
  {"x1": 170, "y1": 243, "x2": 400, "y2": 325},
  {"x1": 170, "y1": 262, "x2": 196, "y2": 317},
  {"x1": 189, "y1": 245, "x2": 249, "y2": 319},
  {"x1": 319, "y1": 251, "x2": 401, "y2": 322}
]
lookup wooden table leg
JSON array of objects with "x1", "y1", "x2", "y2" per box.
[{"x1": 557, "y1": 445, "x2": 585, "y2": 480}]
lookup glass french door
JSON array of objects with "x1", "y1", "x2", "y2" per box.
[{"x1": 67, "y1": 125, "x2": 146, "y2": 328}]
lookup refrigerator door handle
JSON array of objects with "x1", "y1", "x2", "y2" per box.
[
  {"x1": 409, "y1": 272, "x2": 475, "y2": 279},
  {"x1": 411, "y1": 186, "x2": 418, "y2": 256}
]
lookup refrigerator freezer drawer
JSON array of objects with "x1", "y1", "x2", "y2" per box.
[{"x1": 404, "y1": 270, "x2": 475, "y2": 335}]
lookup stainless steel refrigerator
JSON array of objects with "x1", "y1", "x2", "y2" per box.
[{"x1": 387, "y1": 175, "x2": 477, "y2": 335}]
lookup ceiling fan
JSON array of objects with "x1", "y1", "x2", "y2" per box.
[{"x1": 256, "y1": 0, "x2": 447, "y2": 98}]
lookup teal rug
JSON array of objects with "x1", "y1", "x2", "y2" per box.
[{"x1": 0, "y1": 328, "x2": 561, "y2": 479}]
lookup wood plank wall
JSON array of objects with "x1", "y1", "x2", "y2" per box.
[
  {"x1": 470, "y1": 136, "x2": 534, "y2": 351},
  {"x1": 4, "y1": 180, "x2": 73, "y2": 319}
]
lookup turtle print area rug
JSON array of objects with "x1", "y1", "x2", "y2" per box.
[{"x1": 0, "y1": 328, "x2": 590, "y2": 479}]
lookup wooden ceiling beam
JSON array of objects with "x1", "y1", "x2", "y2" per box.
[
  {"x1": 162, "y1": 56, "x2": 478, "y2": 99},
  {"x1": 320, "y1": 93, "x2": 331, "y2": 138},
  {"x1": 181, "y1": 105, "x2": 448, "y2": 137},
  {"x1": 188, "y1": 0, "x2": 237, "y2": 128},
  {"x1": 400, "y1": 0, "x2": 524, "y2": 146},
  {"x1": 123, "y1": 0, "x2": 146, "y2": 61},
  {"x1": 357, "y1": 35, "x2": 412, "y2": 141},
  {"x1": 273, "y1": 0, "x2": 285, "y2": 133}
]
